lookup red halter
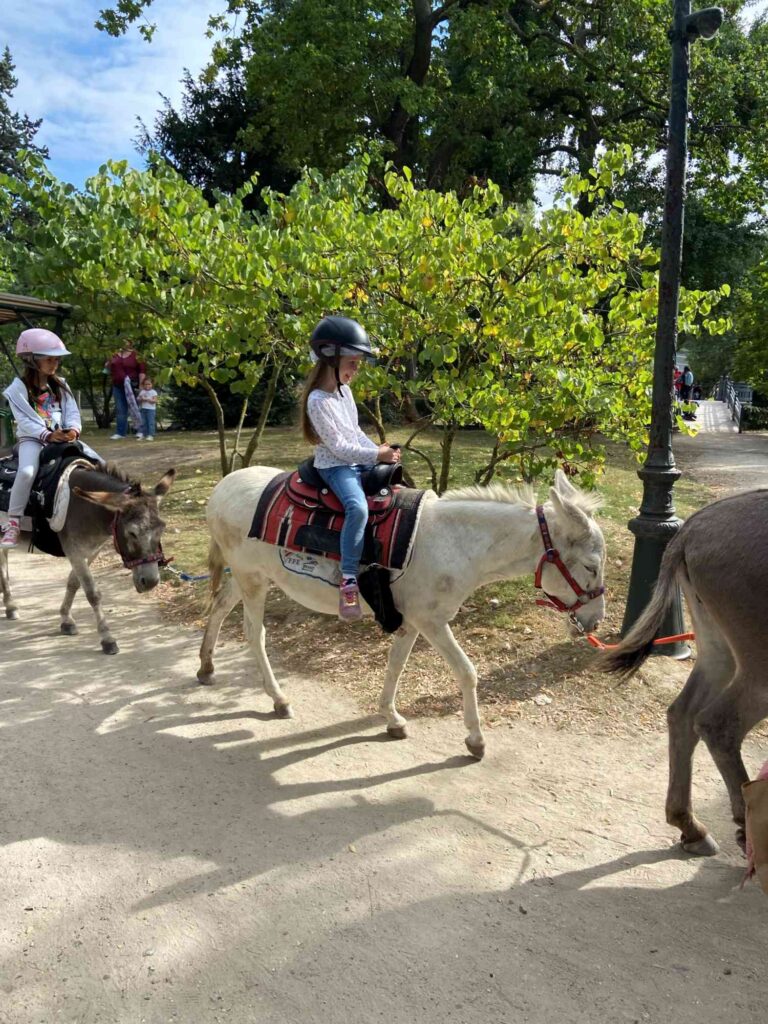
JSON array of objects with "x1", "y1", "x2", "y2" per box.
[
  {"x1": 533, "y1": 505, "x2": 604, "y2": 622},
  {"x1": 111, "y1": 505, "x2": 173, "y2": 570}
]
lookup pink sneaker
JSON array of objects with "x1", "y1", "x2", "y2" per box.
[
  {"x1": 338, "y1": 578, "x2": 362, "y2": 622},
  {"x1": 1, "y1": 518, "x2": 21, "y2": 548}
]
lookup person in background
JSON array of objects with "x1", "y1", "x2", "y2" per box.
[
  {"x1": 681, "y1": 365, "x2": 694, "y2": 402},
  {"x1": 105, "y1": 341, "x2": 145, "y2": 439},
  {"x1": 137, "y1": 377, "x2": 158, "y2": 441}
]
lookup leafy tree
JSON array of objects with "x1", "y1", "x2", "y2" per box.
[
  {"x1": 136, "y1": 66, "x2": 295, "y2": 209},
  {"x1": 3, "y1": 149, "x2": 728, "y2": 486},
  {"x1": 0, "y1": 47, "x2": 47, "y2": 177},
  {"x1": 101, "y1": 1, "x2": 768, "y2": 221}
]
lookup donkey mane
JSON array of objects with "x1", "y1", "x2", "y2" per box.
[
  {"x1": 102, "y1": 462, "x2": 137, "y2": 486},
  {"x1": 439, "y1": 483, "x2": 536, "y2": 507},
  {"x1": 440, "y1": 480, "x2": 603, "y2": 515},
  {"x1": 80, "y1": 462, "x2": 141, "y2": 492}
]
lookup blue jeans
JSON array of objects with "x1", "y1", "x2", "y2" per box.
[
  {"x1": 318, "y1": 464, "x2": 368, "y2": 578},
  {"x1": 112, "y1": 384, "x2": 128, "y2": 436},
  {"x1": 141, "y1": 407, "x2": 156, "y2": 437}
]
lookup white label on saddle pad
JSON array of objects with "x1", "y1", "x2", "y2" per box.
[{"x1": 279, "y1": 548, "x2": 341, "y2": 588}]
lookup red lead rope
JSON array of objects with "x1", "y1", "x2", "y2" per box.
[{"x1": 585, "y1": 631, "x2": 695, "y2": 651}]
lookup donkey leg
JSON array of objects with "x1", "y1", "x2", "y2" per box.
[
  {"x1": 59, "y1": 568, "x2": 81, "y2": 635},
  {"x1": 197, "y1": 577, "x2": 241, "y2": 684},
  {"x1": 0, "y1": 550, "x2": 17, "y2": 620},
  {"x1": 239, "y1": 575, "x2": 293, "y2": 718},
  {"x1": 666, "y1": 666, "x2": 721, "y2": 855},
  {"x1": 694, "y1": 674, "x2": 768, "y2": 852},
  {"x1": 379, "y1": 623, "x2": 419, "y2": 739},
  {"x1": 67, "y1": 554, "x2": 119, "y2": 654},
  {"x1": 419, "y1": 621, "x2": 484, "y2": 758}
]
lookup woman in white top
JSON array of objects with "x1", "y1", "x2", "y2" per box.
[
  {"x1": 300, "y1": 316, "x2": 400, "y2": 621},
  {"x1": 1, "y1": 329, "x2": 100, "y2": 548}
]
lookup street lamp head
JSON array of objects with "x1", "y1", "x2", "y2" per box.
[{"x1": 685, "y1": 7, "x2": 724, "y2": 41}]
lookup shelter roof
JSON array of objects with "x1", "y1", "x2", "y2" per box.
[{"x1": 0, "y1": 292, "x2": 73, "y2": 327}]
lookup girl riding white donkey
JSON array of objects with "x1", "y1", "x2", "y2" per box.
[
  {"x1": 198, "y1": 317, "x2": 607, "y2": 758},
  {"x1": 300, "y1": 316, "x2": 401, "y2": 621}
]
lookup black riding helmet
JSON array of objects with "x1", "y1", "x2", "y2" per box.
[
  {"x1": 310, "y1": 316, "x2": 376, "y2": 391},
  {"x1": 310, "y1": 316, "x2": 376, "y2": 363}
]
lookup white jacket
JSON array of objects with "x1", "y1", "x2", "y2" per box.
[{"x1": 2, "y1": 377, "x2": 100, "y2": 461}]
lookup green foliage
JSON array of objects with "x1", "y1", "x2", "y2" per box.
[
  {"x1": 1, "y1": 149, "x2": 728, "y2": 486},
  {"x1": 100, "y1": 1, "x2": 768, "y2": 211},
  {"x1": 165, "y1": 375, "x2": 296, "y2": 431},
  {"x1": 740, "y1": 404, "x2": 768, "y2": 431}
]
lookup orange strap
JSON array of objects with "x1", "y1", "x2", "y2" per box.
[{"x1": 586, "y1": 631, "x2": 695, "y2": 651}]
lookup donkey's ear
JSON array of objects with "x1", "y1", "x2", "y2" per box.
[
  {"x1": 549, "y1": 489, "x2": 591, "y2": 540},
  {"x1": 73, "y1": 487, "x2": 131, "y2": 511},
  {"x1": 553, "y1": 468, "x2": 578, "y2": 498},
  {"x1": 154, "y1": 468, "x2": 176, "y2": 499}
]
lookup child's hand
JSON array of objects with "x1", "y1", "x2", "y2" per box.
[
  {"x1": 377, "y1": 444, "x2": 401, "y2": 464},
  {"x1": 49, "y1": 428, "x2": 71, "y2": 442}
]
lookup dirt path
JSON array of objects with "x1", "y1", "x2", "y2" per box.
[
  {"x1": 2, "y1": 413, "x2": 768, "y2": 1023},
  {"x1": 1, "y1": 548, "x2": 766, "y2": 1024}
]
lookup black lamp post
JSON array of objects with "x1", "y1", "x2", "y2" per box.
[{"x1": 621, "y1": 2, "x2": 724, "y2": 653}]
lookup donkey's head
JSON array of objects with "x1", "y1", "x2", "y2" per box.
[
  {"x1": 74, "y1": 469, "x2": 176, "y2": 593},
  {"x1": 539, "y1": 469, "x2": 606, "y2": 635}
]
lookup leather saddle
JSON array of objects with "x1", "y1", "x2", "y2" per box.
[
  {"x1": 0, "y1": 441, "x2": 99, "y2": 518},
  {"x1": 288, "y1": 457, "x2": 404, "y2": 518}
]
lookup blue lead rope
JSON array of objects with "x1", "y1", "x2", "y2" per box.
[{"x1": 162, "y1": 564, "x2": 231, "y2": 584}]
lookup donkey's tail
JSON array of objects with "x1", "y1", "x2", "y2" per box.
[{"x1": 601, "y1": 530, "x2": 688, "y2": 678}]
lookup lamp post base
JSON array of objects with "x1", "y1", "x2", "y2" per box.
[{"x1": 622, "y1": 517, "x2": 691, "y2": 659}]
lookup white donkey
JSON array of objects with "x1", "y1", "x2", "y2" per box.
[{"x1": 198, "y1": 468, "x2": 606, "y2": 757}]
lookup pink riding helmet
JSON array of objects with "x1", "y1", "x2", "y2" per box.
[{"x1": 16, "y1": 328, "x2": 72, "y2": 358}]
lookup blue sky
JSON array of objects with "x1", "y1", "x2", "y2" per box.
[{"x1": 5, "y1": 0, "x2": 223, "y2": 187}]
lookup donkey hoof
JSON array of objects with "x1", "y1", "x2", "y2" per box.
[
  {"x1": 681, "y1": 833, "x2": 719, "y2": 857},
  {"x1": 101, "y1": 640, "x2": 119, "y2": 655},
  {"x1": 736, "y1": 827, "x2": 747, "y2": 854},
  {"x1": 5, "y1": 608, "x2": 18, "y2": 620},
  {"x1": 274, "y1": 702, "x2": 293, "y2": 719},
  {"x1": 387, "y1": 724, "x2": 408, "y2": 740},
  {"x1": 465, "y1": 738, "x2": 486, "y2": 760},
  {"x1": 197, "y1": 671, "x2": 215, "y2": 686},
  {"x1": 60, "y1": 622, "x2": 78, "y2": 636}
]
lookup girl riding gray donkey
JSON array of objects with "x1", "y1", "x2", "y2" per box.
[
  {"x1": 1, "y1": 328, "x2": 101, "y2": 548},
  {"x1": 299, "y1": 316, "x2": 401, "y2": 621}
]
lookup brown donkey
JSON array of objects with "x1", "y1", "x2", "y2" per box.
[
  {"x1": 602, "y1": 489, "x2": 768, "y2": 856},
  {"x1": 1, "y1": 464, "x2": 175, "y2": 653}
]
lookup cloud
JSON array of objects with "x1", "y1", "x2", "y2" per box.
[{"x1": 5, "y1": 0, "x2": 222, "y2": 180}]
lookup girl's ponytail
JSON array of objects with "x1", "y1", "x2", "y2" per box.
[{"x1": 299, "y1": 362, "x2": 327, "y2": 445}]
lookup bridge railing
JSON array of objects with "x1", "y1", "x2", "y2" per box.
[{"x1": 716, "y1": 376, "x2": 744, "y2": 432}]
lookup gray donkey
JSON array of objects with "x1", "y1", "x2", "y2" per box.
[
  {"x1": 602, "y1": 489, "x2": 768, "y2": 856},
  {"x1": 1, "y1": 463, "x2": 175, "y2": 653}
]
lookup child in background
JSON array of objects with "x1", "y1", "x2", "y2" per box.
[{"x1": 137, "y1": 377, "x2": 158, "y2": 441}]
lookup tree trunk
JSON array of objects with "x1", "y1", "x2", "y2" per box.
[
  {"x1": 228, "y1": 397, "x2": 250, "y2": 473},
  {"x1": 198, "y1": 374, "x2": 229, "y2": 477},
  {"x1": 243, "y1": 358, "x2": 282, "y2": 467},
  {"x1": 438, "y1": 425, "x2": 456, "y2": 494}
]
